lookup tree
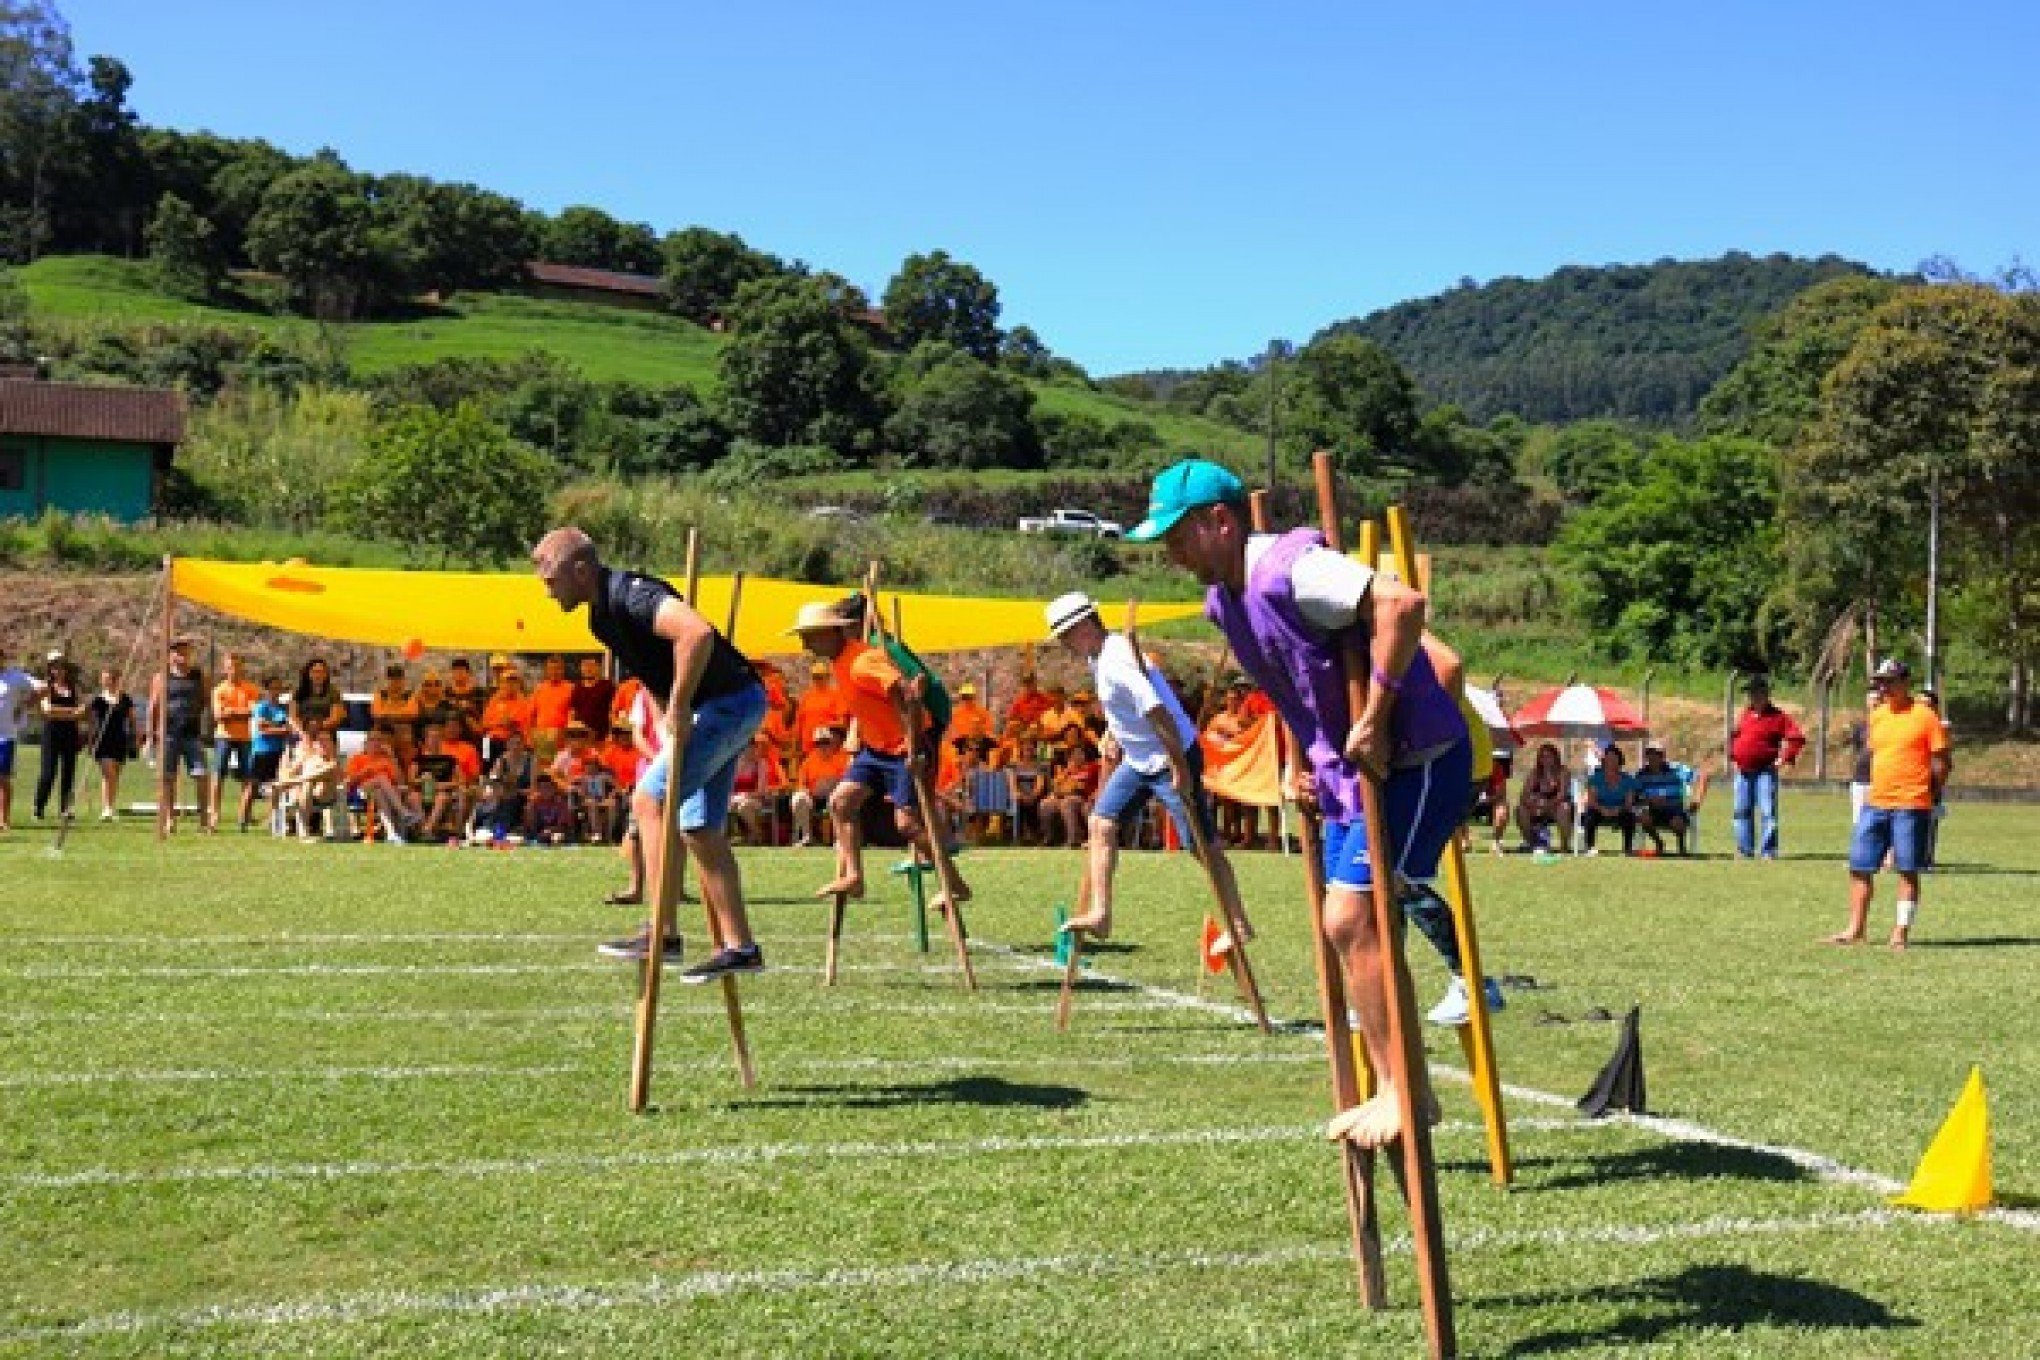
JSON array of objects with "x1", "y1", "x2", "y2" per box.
[
  {"x1": 882, "y1": 250, "x2": 1001, "y2": 362},
  {"x1": 0, "y1": 0, "x2": 82, "y2": 260},
  {"x1": 1793, "y1": 285, "x2": 2040, "y2": 727},
  {"x1": 541, "y1": 205, "x2": 660, "y2": 273},
  {"x1": 246, "y1": 159, "x2": 379, "y2": 319},
  {"x1": 660, "y1": 225, "x2": 779, "y2": 323},
  {"x1": 1555, "y1": 435, "x2": 1780, "y2": 666},
  {"x1": 999, "y1": 324, "x2": 1052, "y2": 377},
  {"x1": 54, "y1": 54, "x2": 148, "y2": 255},
  {"x1": 1533, "y1": 419, "x2": 1647, "y2": 504},
  {"x1": 377, "y1": 175, "x2": 531, "y2": 295},
  {"x1": 145, "y1": 191, "x2": 225, "y2": 300},
  {"x1": 1699, "y1": 275, "x2": 1902, "y2": 446},
  {"x1": 1281, "y1": 334, "x2": 1419, "y2": 475},
  {"x1": 332, "y1": 403, "x2": 553, "y2": 566},
  {"x1": 883, "y1": 341, "x2": 1039, "y2": 470},
  {"x1": 716, "y1": 274, "x2": 881, "y2": 456}
]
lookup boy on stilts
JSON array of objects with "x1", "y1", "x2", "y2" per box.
[{"x1": 1130, "y1": 460, "x2": 1471, "y2": 1148}]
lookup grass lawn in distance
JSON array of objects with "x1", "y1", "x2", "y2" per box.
[{"x1": 1, "y1": 770, "x2": 2034, "y2": 1355}]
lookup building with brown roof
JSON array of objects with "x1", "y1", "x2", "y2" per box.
[
  {"x1": 521, "y1": 261, "x2": 667, "y2": 313},
  {"x1": 0, "y1": 378, "x2": 186, "y2": 523}
]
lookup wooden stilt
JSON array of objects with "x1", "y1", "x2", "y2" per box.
[
  {"x1": 1312, "y1": 454, "x2": 1456, "y2": 1359},
  {"x1": 824, "y1": 890, "x2": 847, "y2": 986},
  {"x1": 1055, "y1": 870, "x2": 1089, "y2": 1032},
  {"x1": 1384, "y1": 506, "x2": 1512, "y2": 1188},
  {"x1": 155, "y1": 557, "x2": 175, "y2": 842}
]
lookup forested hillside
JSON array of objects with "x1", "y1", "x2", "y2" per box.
[{"x1": 1322, "y1": 253, "x2": 1877, "y2": 425}]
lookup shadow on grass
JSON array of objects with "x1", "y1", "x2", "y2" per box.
[
  {"x1": 733, "y1": 1075, "x2": 1091, "y2": 1112},
  {"x1": 1906, "y1": 935, "x2": 2040, "y2": 949},
  {"x1": 1920, "y1": 862, "x2": 2040, "y2": 878},
  {"x1": 1492, "y1": 1263, "x2": 1915, "y2": 1355},
  {"x1": 1448, "y1": 1139, "x2": 1811, "y2": 1192},
  {"x1": 1009, "y1": 976, "x2": 1143, "y2": 995}
]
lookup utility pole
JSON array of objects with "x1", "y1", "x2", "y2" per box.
[
  {"x1": 1265, "y1": 339, "x2": 1280, "y2": 494},
  {"x1": 1926, "y1": 466, "x2": 1942, "y2": 692}
]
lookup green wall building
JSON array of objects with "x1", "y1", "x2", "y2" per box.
[{"x1": 0, "y1": 377, "x2": 185, "y2": 523}]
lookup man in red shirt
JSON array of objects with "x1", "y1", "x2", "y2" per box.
[
  {"x1": 1729, "y1": 674, "x2": 1805, "y2": 860},
  {"x1": 567, "y1": 656, "x2": 615, "y2": 734}
]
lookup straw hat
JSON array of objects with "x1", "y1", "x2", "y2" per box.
[
  {"x1": 1045, "y1": 591, "x2": 1099, "y2": 637},
  {"x1": 787, "y1": 601, "x2": 854, "y2": 635}
]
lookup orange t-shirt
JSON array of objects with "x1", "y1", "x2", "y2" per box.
[
  {"x1": 759, "y1": 703, "x2": 796, "y2": 757},
  {"x1": 611, "y1": 677, "x2": 642, "y2": 724},
  {"x1": 441, "y1": 739, "x2": 483, "y2": 782},
  {"x1": 795, "y1": 685, "x2": 851, "y2": 751},
  {"x1": 1867, "y1": 699, "x2": 1950, "y2": 811},
  {"x1": 346, "y1": 751, "x2": 400, "y2": 788},
  {"x1": 936, "y1": 741, "x2": 963, "y2": 794},
  {"x1": 602, "y1": 741, "x2": 640, "y2": 788},
  {"x1": 212, "y1": 679, "x2": 261, "y2": 741},
  {"x1": 483, "y1": 692, "x2": 533, "y2": 741},
  {"x1": 836, "y1": 639, "x2": 908, "y2": 755},
  {"x1": 949, "y1": 699, "x2": 994, "y2": 741},
  {"x1": 531, "y1": 680, "x2": 575, "y2": 732},
  {"x1": 1006, "y1": 689, "x2": 1053, "y2": 730},
  {"x1": 798, "y1": 746, "x2": 850, "y2": 790}
]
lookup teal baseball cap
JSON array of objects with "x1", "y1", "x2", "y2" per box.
[{"x1": 1126, "y1": 459, "x2": 1247, "y2": 542}]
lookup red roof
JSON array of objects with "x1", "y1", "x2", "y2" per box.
[
  {"x1": 0, "y1": 380, "x2": 185, "y2": 445},
  {"x1": 523, "y1": 261, "x2": 665, "y2": 298}
]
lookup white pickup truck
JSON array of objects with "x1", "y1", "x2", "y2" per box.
[{"x1": 1016, "y1": 508, "x2": 1124, "y2": 538}]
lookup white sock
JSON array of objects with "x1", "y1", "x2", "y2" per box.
[{"x1": 1896, "y1": 899, "x2": 1918, "y2": 929}]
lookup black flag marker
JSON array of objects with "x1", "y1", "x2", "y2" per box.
[{"x1": 1578, "y1": 1005, "x2": 1646, "y2": 1117}]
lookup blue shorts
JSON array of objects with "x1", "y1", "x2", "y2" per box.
[
  {"x1": 1321, "y1": 739, "x2": 1473, "y2": 892},
  {"x1": 1849, "y1": 806, "x2": 1930, "y2": 874},
  {"x1": 847, "y1": 747, "x2": 917, "y2": 810},
  {"x1": 635, "y1": 683, "x2": 768, "y2": 834},
  {"x1": 164, "y1": 735, "x2": 209, "y2": 778},
  {"x1": 1094, "y1": 745, "x2": 1214, "y2": 845},
  {"x1": 0, "y1": 739, "x2": 13, "y2": 777},
  {"x1": 215, "y1": 738, "x2": 254, "y2": 781}
]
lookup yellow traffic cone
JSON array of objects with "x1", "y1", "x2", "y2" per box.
[{"x1": 1892, "y1": 1067, "x2": 1992, "y2": 1214}]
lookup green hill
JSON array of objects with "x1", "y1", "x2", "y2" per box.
[{"x1": 1321, "y1": 252, "x2": 1879, "y2": 426}]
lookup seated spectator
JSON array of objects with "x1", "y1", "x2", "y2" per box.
[
  {"x1": 1002, "y1": 724, "x2": 1049, "y2": 845},
  {"x1": 412, "y1": 725, "x2": 466, "y2": 838},
  {"x1": 552, "y1": 720, "x2": 616, "y2": 841},
  {"x1": 600, "y1": 721, "x2": 640, "y2": 796},
  {"x1": 955, "y1": 735, "x2": 1005, "y2": 843},
  {"x1": 790, "y1": 725, "x2": 849, "y2": 848},
  {"x1": 529, "y1": 655, "x2": 575, "y2": 764},
  {"x1": 444, "y1": 657, "x2": 489, "y2": 728},
  {"x1": 729, "y1": 731, "x2": 788, "y2": 846},
  {"x1": 1582, "y1": 744, "x2": 1639, "y2": 856},
  {"x1": 467, "y1": 777, "x2": 519, "y2": 842},
  {"x1": 794, "y1": 661, "x2": 849, "y2": 758},
  {"x1": 345, "y1": 727, "x2": 423, "y2": 843},
  {"x1": 1634, "y1": 739, "x2": 1704, "y2": 855},
  {"x1": 437, "y1": 715, "x2": 486, "y2": 829},
  {"x1": 1516, "y1": 742, "x2": 1576, "y2": 853},
  {"x1": 1206, "y1": 681, "x2": 1266, "y2": 851},
  {"x1": 482, "y1": 670, "x2": 533, "y2": 768},
  {"x1": 274, "y1": 731, "x2": 342, "y2": 842},
  {"x1": 523, "y1": 772, "x2": 576, "y2": 845},
  {"x1": 948, "y1": 681, "x2": 995, "y2": 744},
  {"x1": 371, "y1": 663, "x2": 419, "y2": 765},
  {"x1": 1039, "y1": 726, "x2": 1100, "y2": 847},
  {"x1": 1468, "y1": 746, "x2": 1513, "y2": 854},
  {"x1": 489, "y1": 728, "x2": 535, "y2": 795},
  {"x1": 412, "y1": 669, "x2": 455, "y2": 737}
]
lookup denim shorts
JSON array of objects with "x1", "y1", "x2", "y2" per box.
[
  {"x1": 1849, "y1": 806, "x2": 1930, "y2": 874},
  {"x1": 635, "y1": 683, "x2": 767, "y2": 833},
  {"x1": 1321, "y1": 738, "x2": 1472, "y2": 892},
  {"x1": 1094, "y1": 745, "x2": 1213, "y2": 845},
  {"x1": 215, "y1": 738, "x2": 254, "y2": 781},
  {"x1": 0, "y1": 739, "x2": 13, "y2": 777},
  {"x1": 164, "y1": 735, "x2": 210, "y2": 778},
  {"x1": 847, "y1": 747, "x2": 917, "y2": 809}
]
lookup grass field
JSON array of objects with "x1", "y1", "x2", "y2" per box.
[{"x1": 2, "y1": 778, "x2": 2033, "y2": 1358}]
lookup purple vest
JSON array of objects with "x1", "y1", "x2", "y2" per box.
[{"x1": 1206, "y1": 528, "x2": 1465, "y2": 823}]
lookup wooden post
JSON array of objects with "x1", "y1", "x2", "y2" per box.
[
  {"x1": 1385, "y1": 505, "x2": 1513, "y2": 1189},
  {"x1": 1313, "y1": 455, "x2": 1456, "y2": 1359},
  {"x1": 824, "y1": 890, "x2": 847, "y2": 986},
  {"x1": 155, "y1": 557, "x2": 175, "y2": 842},
  {"x1": 1249, "y1": 489, "x2": 1387, "y2": 1308},
  {"x1": 1055, "y1": 869, "x2": 1088, "y2": 1032}
]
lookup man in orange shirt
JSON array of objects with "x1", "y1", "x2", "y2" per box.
[
  {"x1": 789, "y1": 726, "x2": 850, "y2": 847},
  {"x1": 794, "y1": 660, "x2": 849, "y2": 755},
  {"x1": 1005, "y1": 671, "x2": 1053, "y2": 733},
  {"x1": 948, "y1": 681, "x2": 994, "y2": 745},
  {"x1": 789, "y1": 599, "x2": 966, "y2": 905},
  {"x1": 1830, "y1": 658, "x2": 1952, "y2": 950},
  {"x1": 209, "y1": 652, "x2": 264, "y2": 832},
  {"x1": 482, "y1": 670, "x2": 534, "y2": 766},
  {"x1": 529, "y1": 654, "x2": 576, "y2": 763}
]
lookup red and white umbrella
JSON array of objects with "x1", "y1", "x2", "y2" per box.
[
  {"x1": 1464, "y1": 684, "x2": 1519, "y2": 749},
  {"x1": 1512, "y1": 684, "x2": 1648, "y2": 741}
]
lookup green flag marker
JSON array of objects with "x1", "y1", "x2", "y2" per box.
[{"x1": 1054, "y1": 905, "x2": 1072, "y2": 966}]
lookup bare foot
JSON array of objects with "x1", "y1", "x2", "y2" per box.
[
  {"x1": 1888, "y1": 930, "x2": 1909, "y2": 951},
  {"x1": 1059, "y1": 909, "x2": 1112, "y2": 940},
  {"x1": 1225, "y1": 907, "x2": 1257, "y2": 945},
  {"x1": 815, "y1": 875, "x2": 866, "y2": 900},
  {"x1": 1326, "y1": 1084, "x2": 1443, "y2": 1149},
  {"x1": 1823, "y1": 932, "x2": 1865, "y2": 946},
  {"x1": 944, "y1": 878, "x2": 974, "y2": 904}
]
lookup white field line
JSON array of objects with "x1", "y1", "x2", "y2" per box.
[
  {"x1": 0, "y1": 1048, "x2": 1340, "y2": 1090},
  {"x1": 973, "y1": 940, "x2": 2040, "y2": 1237},
  {"x1": 1, "y1": 957, "x2": 1039, "y2": 980},
  {"x1": 0, "y1": 931, "x2": 920, "y2": 947},
  {"x1": 0, "y1": 1208, "x2": 1905, "y2": 1343},
  {"x1": 2, "y1": 1117, "x2": 1598, "y2": 1192},
  {"x1": 0, "y1": 996, "x2": 1197, "y2": 1026}
]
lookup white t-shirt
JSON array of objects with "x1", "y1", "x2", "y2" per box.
[
  {"x1": 1092, "y1": 633, "x2": 1196, "y2": 776},
  {"x1": 1242, "y1": 534, "x2": 1376, "y2": 634},
  {"x1": 0, "y1": 668, "x2": 40, "y2": 741}
]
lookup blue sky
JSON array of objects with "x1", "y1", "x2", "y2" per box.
[{"x1": 67, "y1": 0, "x2": 2040, "y2": 374}]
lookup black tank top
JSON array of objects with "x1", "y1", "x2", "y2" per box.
[{"x1": 163, "y1": 669, "x2": 202, "y2": 739}]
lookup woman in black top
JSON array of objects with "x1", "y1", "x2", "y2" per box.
[
  {"x1": 34, "y1": 656, "x2": 84, "y2": 820},
  {"x1": 87, "y1": 666, "x2": 138, "y2": 821},
  {"x1": 292, "y1": 658, "x2": 343, "y2": 743}
]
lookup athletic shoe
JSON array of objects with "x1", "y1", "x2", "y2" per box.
[
  {"x1": 597, "y1": 931, "x2": 684, "y2": 963},
  {"x1": 679, "y1": 944, "x2": 764, "y2": 984},
  {"x1": 1427, "y1": 976, "x2": 1471, "y2": 1027},
  {"x1": 1482, "y1": 977, "x2": 1507, "y2": 1012}
]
